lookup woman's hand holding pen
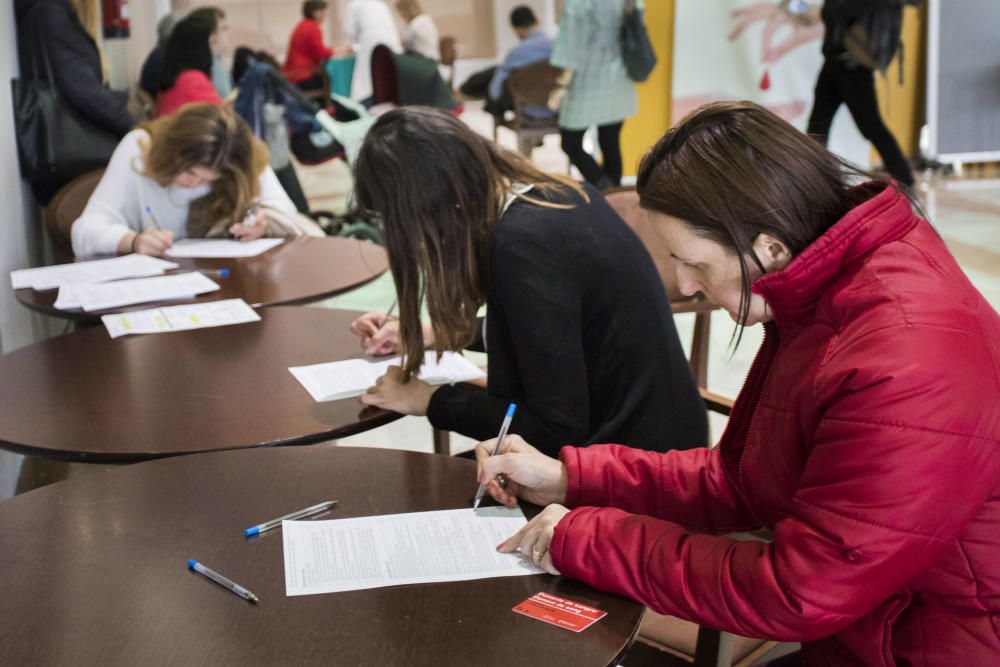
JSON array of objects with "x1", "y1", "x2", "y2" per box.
[
  {"x1": 124, "y1": 229, "x2": 174, "y2": 256},
  {"x1": 475, "y1": 435, "x2": 568, "y2": 508},
  {"x1": 229, "y1": 210, "x2": 268, "y2": 242},
  {"x1": 349, "y1": 313, "x2": 435, "y2": 356},
  {"x1": 361, "y1": 365, "x2": 437, "y2": 415}
]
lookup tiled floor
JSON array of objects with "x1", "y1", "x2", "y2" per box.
[{"x1": 296, "y1": 102, "x2": 1000, "y2": 456}]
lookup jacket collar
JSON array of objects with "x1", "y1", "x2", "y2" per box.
[{"x1": 752, "y1": 183, "x2": 919, "y2": 329}]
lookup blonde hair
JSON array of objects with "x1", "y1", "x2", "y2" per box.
[
  {"x1": 68, "y1": 0, "x2": 107, "y2": 82},
  {"x1": 139, "y1": 104, "x2": 270, "y2": 238},
  {"x1": 396, "y1": 0, "x2": 423, "y2": 21}
]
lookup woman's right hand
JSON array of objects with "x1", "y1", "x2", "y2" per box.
[
  {"x1": 351, "y1": 312, "x2": 401, "y2": 356},
  {"x1": 349, "y1": 312, "x2": 435, "y2": 356},
  {"x1": 125, "y1": 229, "x2": 174, "y2": 256},
  {"x1": 475, "y1": 435, "x2": 568, "y2": 509}
]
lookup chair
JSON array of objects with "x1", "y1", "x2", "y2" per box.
[
  {"x1": 633, "y1": 390, "x2": 799, "y2": 667},
  {"x1": 492, "y1": 62, "x2": 563, "y2": 158},
  {"x1": 370, "y1": 45, "x2": 400, "y2": 106},
  {"x1": 601, "y1": 186, "x2": 718, "y2": 388},
  {"x1": 43, "y1": 169, "x2": 104, "y2": 262},
  {"x1": 370, "y1": 44, "x2": 461, "y2": 112},
  {"x1": 439, "y1": 36, "x2": 457, "y2": 89}
]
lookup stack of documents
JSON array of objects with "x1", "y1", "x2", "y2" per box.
[
  {"x1": 101, "y1": 299, "x2": 260, "y2": 338},
  {"x1": 288, "y1": 352, "x2": 487, "y2": 402},
  {"x1": 282, "y1": 506, "x2": 543, "y2": 596},
  {"x1": 54, "y1": 272, "x2": 220, "y2": 311},
  {"x1": 10, "y1": 254, "x2": 178, "y2": 291},
  {"x1": 165, "y1": 238, "x2": 284, "y2": 258}
]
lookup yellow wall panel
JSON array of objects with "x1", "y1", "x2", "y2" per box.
[{"x1": 621, "y1": 0, "x2": 675, "y2": 178}]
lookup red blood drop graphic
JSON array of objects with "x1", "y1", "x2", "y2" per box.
[{"x1": 759, "y1": 70, "x2": 771, "y2": 91}]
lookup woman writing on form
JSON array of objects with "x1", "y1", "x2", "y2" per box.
[
  {"x1": 478, "y1": 102, "x2": 1000, "y2": 664},
  {"x1": 71, "y1": 104, "x2": 296, "y2": 258},
  {"x1": 348, "y1": 107, "x2": 707, "y2": 457}
]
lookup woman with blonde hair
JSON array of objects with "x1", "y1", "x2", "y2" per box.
[
  {"x1": 348, "y1": 107, "x2": 706, "y2": 456},
  {"x1": 71, "y1": 104, "x2": 296, "y2": 257},
  {"x1": 14, "y1": 0, "x2": 134, "y2": 202},
  {"x1": 396, "y1": 0, "x2": 439, "y2": 61}
]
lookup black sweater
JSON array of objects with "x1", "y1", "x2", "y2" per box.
[
  {"x1": 426, "y1": 183, "x2": 708, "y2": 457},
  {"x1": 15, "y1": 0, "x2": 134, "y2": 138}
]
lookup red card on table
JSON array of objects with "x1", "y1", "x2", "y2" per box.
[{"x1": 513, "y1": 592, "x2": 607, "y2": 632}]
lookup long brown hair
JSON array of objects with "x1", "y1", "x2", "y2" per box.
[
  {"x1": 353, "y1": 106, "x2": 586, "y2": 377},
  {"x1": 636, "y1": 100, "x2": 910, "y2": 345},
  {"x1": 139, "y1": 104, "x2": 269, "y2": 237}
]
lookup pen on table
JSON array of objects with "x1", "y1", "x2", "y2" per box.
[
  {"x1": 197, "y1": 268, "x2": 230, "y2": 278},
  {"x1": 143, "y1": 205, "x2": 163, "y2": 230},
  {"x1": 473, "y1": 403, "x2": 517, "y2": 510},
  {"x1": 244, "y1": 500, "x2": 339, "y2": 537},
  {"x1": 187, "y1": 559, "x2": 259, "y2": 603}
]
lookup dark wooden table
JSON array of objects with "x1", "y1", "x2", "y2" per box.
[
  {"x1": 15, "y1": 236, "x2": 388, "y2": 323},
  {"x1": 0, "y1": 307, "x2": 399, "y2": 462},
  {"x1": 0, "y1": 446, "x2": 643, "y2": 666}
]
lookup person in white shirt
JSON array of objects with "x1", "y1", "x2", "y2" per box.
[
  {"x1": 71, "y1": 103, "x2": 296, "y2": 258},
  {"x1": 396, "y1": 0, "x2": 439, "y2": 61},
  {"x1": 344, "y1": 0, "x2": 402, "y2": 103}
]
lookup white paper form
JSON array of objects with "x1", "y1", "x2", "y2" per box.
[
  {"x1": 101, "y1": 298, "x2": 261, "y2": 338},
  {"x1": 164, "y1": 238, "x2": 284, "y2": 258},
  {"x1": 282, "y1": 506, "x2": 544, "y2": 596},
  {"x1": 10, "y1": 255, "x2": 178, "y2": 290},
  {"x1": 288, "y1": 352, "x2": 487, "y2": 402},
  {"x1": 54, "y1": 272, "x2": 220, "y2": 311}
]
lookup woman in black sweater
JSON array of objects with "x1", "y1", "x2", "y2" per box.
[{"x1": 350, "y1": 107, "x2": 706, "y2": 456}]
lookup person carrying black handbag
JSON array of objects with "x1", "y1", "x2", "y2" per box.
[{"x1": 13, "y1": 0, "x2": 134, "y2": 204}]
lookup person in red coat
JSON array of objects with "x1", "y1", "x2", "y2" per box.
[
  {"x1": 476, "y1": 101, "x2": 1000, "y2": 665},
  {"x1": 156, "y1": 12, "x2": 222, "y2": 118},
  {"x1": 283, "y1": 0, "x2": 335, "y2": 92}
]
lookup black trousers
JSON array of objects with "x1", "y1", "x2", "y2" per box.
[
  {"x1": 560, "y1": 122, "x2": 624, "y2": 189},
  {"x1": 459, "y1": 66, "x2": 495, "y2": 99},
  {"x1": 806, "y1": 59, "x2": 914, "y2": 186}
]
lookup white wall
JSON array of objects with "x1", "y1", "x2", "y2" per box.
[{"x1": 0, "y1": 0, "x2": 61, "y2": 498}]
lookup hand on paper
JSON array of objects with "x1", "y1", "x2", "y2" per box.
[
  {"x1": 229, "y1": 211, "x2": 268, "y2": 242},
  {"x1": 496, "y1": 504, "x2": 570, "y2": 576},
  {"x1": 350, "y1": 312, "x2": 435, "y2": 356},
  {"x1": 475, "y1": 434, "x2": 568, "y2": 509},
  {"x1": 361, "y1": 365, "x2": 436, "y2": 415},
  {"x1": 126, "y1": 229, "x2": 174, "y2": 257}
]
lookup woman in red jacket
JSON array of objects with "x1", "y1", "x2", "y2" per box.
[
  {"x1": 283, "y1": 0, "x2": 335, "y2": 92},
  {"x1": 157, "y1": 13, "x2": 222, "y2": 117},
  {"x1": 477, "y1": 101, "x2": 1000, "y2": 665}
]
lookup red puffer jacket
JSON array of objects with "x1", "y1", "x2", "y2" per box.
[{"x1": 550, "y1": 184, "x2": 1000, "y2": 665}]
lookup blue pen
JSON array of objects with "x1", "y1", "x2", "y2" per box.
[
  {"x1": 473, "y1": 403, "x2": 517, "y2": 510},
  {"x1": 198, "y1": 268, "x2": 231, "y2": 278},
  {"x1": 244, "y1": 500, "x2": 338, "y2": 537},
  {"x1": 143, "y1": 205, "x2": 164, "y2": 230},
  {"x1": 187, "y1": 559, "x2": 259, "y2": 603}
]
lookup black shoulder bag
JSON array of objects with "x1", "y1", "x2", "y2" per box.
[
  {"x1": 620, "y1": 0, "x2": 658, "y2": 83},
  {"x1": 11, "y1": 10, "x2": 119, "y2": 187}
]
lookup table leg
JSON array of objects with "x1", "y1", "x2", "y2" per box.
[
  {"x1": 432, "y1": 428, "x2": 451, "y2": 456},
  {"x1": 15, "y1": 455, "x2": 122, "y2": 495}
]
